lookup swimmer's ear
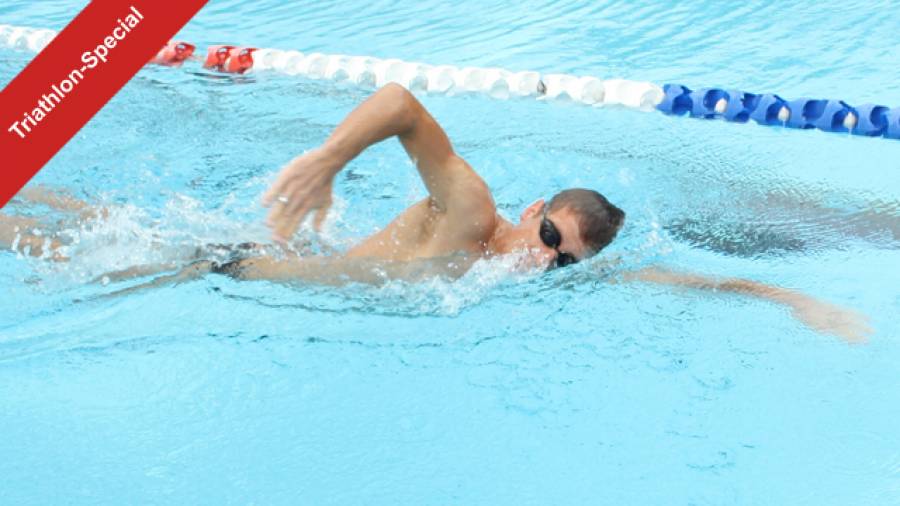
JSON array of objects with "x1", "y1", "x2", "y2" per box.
[{"x1": 520, "y1": 198, "x2": 545, "y2": 221}]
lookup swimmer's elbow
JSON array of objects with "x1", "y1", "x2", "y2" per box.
[
  {"x1": 380, "y1": 82, "x2": 414, "y2": 103},
  {"x1": 377, "y1": 83, "x2": 420, "y2": 127}
]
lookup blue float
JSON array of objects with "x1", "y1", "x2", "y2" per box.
[
  {"x1": 813, "y1": 100, "x2": 854, "y2": 133},
  {"x1": 784, "y1": 98, "x2": 855, "y2": 132},
  {"x1": 885, "y1": 108, "x2": 900, "y2": 139},
  {"x1": 657, "y1": 84, "x2": 693, "y2": 116},
  {"x1": 851, "y1": 104, "x2": 888, "y2": 136},
  {"x1": 785, "y1": 98, "x2": 823, "y2": 129},
  {"x1": 657, "y1": 82, "x2": 899, "y2": 141},
  {"x1": 749, "y1": 94, "x2": 787, "y2": 125},
  {"x1": 687, "y1": 88, "x2": 728, "y2": 118},
  {"x1": 722, "y1": 90, "x2": 758, "y2": 122}
]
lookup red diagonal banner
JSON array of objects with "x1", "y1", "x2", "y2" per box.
[{"x1": 0, "y1": 0, "x2": 208, "y2": 208}]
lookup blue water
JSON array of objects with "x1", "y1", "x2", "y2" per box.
[{"x1": 2, "y1": 1, "x2": 900, "y2": 505}]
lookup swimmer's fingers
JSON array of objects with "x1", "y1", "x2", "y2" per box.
[
  {"x1": 265, "y1": 172, "x2": 301, "y2": 220},
  {"x1": 270, "y1": 180, "x2": 314, "y2": 240},
  {"x1": 279, "y1": 173, "x2": 332, "y2": 224},
  {"x1": 313, "y1": 198, "x2": 332, "y2": 232},
  {"x1": 270, "y1": 185, "x2": 332, "y2": 240},
  {"x1": 267, "y1": 203, "x2": 302, "y2": 241},
  {"x1": 281, "y1": 178, "x2": 319, "y2": 219},
  {"x1": 265, "y1": 185, "x2": 292, "y2": 227},
  {"x1": 266, "y1": 178, "x2": 312, "y2": 231},
  {"x1": 264, "y1": 149, "x2": 340, "y2": 240},
  {"x1": 261, "y1": 168, "x2": 293, "y2": 207},
  {"x1": 263, "y1": 162, "x2": 317, "y2": 228},
  {"x1": 263, "y1": 149, "x2": 342, "y2": 208},
  {"x1": 262, "y1": 154, "x2": 304, "y2": 207},
  {"x1": 312, "y1": 180, "x2": 334, "y2": 232},
  {"x1": 273, "y1": 200, "x2": 312, "y2": 242},
  {"x1": 789, "y1": 298, "x2": 874, "y2": 345},
  {"x1": 262, "y1": 151, "x2": 318, "y2": 207}
]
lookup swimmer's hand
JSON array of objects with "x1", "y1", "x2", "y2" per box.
[
  {"x1": 264, "y1": 83, "x2": 480, "y2": 242},
  {"x1": 784, "y1": 294, "x2": 873, "y2": 344},
  {"x1": 262, "y1": 148, "x2": 338, "y2": 242}
]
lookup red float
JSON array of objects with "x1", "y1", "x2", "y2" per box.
[
  {"x1": 204, "y1": 45, "x2": 256, "y2": 74},
  {"x1": 149, "y1": 40, "x2": 195, "y2": 66}
]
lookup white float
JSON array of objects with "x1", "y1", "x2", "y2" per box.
[{"x1": 0, "y1": 23, "x2": 664, "y2": 111}]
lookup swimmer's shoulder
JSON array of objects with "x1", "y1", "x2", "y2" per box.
[{"x1": 438, "y1": 186, "x2": 497, "y2": 248}]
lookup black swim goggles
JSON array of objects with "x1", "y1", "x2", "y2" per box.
[{"x1": 539, "y1": 209, "x2": 579, "y2": 270}]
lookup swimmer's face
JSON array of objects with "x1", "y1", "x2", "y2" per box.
[{"x1": 511, "y1": 199, "x2": 592, "y2": 270}]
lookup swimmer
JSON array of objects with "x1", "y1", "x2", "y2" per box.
[{"x1": 1, "y1": 84, "x2": 873, "y2": 342}]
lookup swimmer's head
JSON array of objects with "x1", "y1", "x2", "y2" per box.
[{"x1": 497, "y1": 188, "x2": 625, "y2": 270}]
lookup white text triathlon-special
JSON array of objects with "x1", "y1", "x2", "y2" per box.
[{"x1": 7, "y1": 6, "x2": 145, "y2": 140}]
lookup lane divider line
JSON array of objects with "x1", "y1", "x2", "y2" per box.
[{"x1": 3, "y1": 23, "x2": 898, "y2": 140}]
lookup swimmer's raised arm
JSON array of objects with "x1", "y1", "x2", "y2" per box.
[
  {"x1": 622, "y1": 267, "x2": 873, "y2": 344},
  {"x1": 263, "y1": 83, "x2": 490, "y2": 241}
]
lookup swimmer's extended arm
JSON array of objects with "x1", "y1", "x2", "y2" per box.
[
  {"x1": 263, "y1": 83, "x2": 492, "y2": 240},
  {"x1": 623, "y1": 267, "x2": 873, "y2": 344}
]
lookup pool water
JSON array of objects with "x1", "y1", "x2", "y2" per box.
[{"x1": 2, "y1": 1, "x2": 899, "y2": 504}]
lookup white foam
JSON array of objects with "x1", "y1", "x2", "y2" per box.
[
  {"x1": 0, "y1": 24, "x2": 57, "y2": 53},
  {"x1": 367, "y1": 250, "x2": 538, "y2": 316}
]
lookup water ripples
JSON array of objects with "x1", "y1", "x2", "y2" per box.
[{"x1": 1, "y1": 3, "x2": 899, "y2": 503}]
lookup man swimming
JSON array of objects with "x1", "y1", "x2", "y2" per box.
[
  {"x1": 230, "y1": 82, "x2": 624, "y2": 279},
  {"x1": 1, "y1": 83, "x2": 873, "y2": 342}
]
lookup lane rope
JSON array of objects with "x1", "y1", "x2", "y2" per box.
[
  {"x1": 3, "y1": 23, "x2": 899, "y2": 140},
  {"x1": 0, "y1": 23, "x2": 664, "y2": 110}
]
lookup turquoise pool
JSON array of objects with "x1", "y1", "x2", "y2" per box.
[{"x1": 1, "y1": 1, "x2": 899, "y2": 504}]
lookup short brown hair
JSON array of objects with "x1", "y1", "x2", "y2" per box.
[{"x1": 548, "y1": 188, "x2": 625, "y2": 255}]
